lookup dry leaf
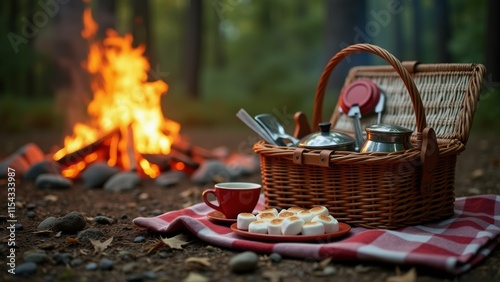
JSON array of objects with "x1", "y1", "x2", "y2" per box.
[
  {"x1": 80, "y1": 249, "x2": 90, "y2": 255},
  {"x1": 160, "y1": 234, "x2": 190, "y2": 250},
  {"x1": 263, "y1": 270, "x2": 286, "y2": 282},
  {"x1": 183, "y1": 272, "x2": 209, "y2": 282},
  {"x1": 143, "y1": 240, "x2": 164, "y2": 254},
  {"x1": 386, "y1": 267, "x2": 417, "y2": 282},
  {"x1": 318, "y1": 257, "x2": 332, "y2": 269},
  {"x1": 66, "y1": 237, "x2": 81, "y2": 245},
  {"x1": 185, "y1": 257, "x2": 211, "y2": 267},
  {"x1": 89, "y1": 236, "x2": 113, "y2": 254},
  {"x1": 55, "y1": 231, "x2": 62, "y2": 238}
]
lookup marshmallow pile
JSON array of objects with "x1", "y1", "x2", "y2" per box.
[{"x1": 236, "y1": 206, "x2": 339, "y2": 236}]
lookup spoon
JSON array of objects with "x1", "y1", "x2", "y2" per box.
[{"x1": 254, "y1": 114, "x2": 299, "y2": 146}]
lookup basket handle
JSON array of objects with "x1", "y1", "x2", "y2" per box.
[{"x1": 312, "y1": 44, "x2": 427, "y2": 143}]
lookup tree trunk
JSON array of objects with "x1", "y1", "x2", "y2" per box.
[
  {"x1": 486, "y1": 0, "x2": 500, "y2": 81},
  {"x1": 132, "y1": 0, "x2": 155, "y2": 69},
  {"x1": 183, "y1": 0, "x2": 202, "y2": 98},
  {"x1": 435, "y1": 0, "x2": 451, "y2": 63}
]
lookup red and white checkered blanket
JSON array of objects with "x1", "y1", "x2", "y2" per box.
[{"x1": 133, "y1": 194, "x2": 500, "y2": 275}]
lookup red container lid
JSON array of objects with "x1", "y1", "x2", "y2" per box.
[{"x1": 339, "y1": 79, "x2": 380, "y2": 115}]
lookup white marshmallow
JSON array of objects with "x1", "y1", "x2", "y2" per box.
[
  {"x1": 258, "y1": 208, "x2": 279, "y2": 217},
  {"x1": 309, "y1": 206, "x2": 329, "y2": 217},
  {"x1": 311, "y1": 214, "x2": 339, "y2": 233},
  {"x1": 256, "y1": 212, "x2": 277, "y2": 222},
  {"x1": 287, "y1": 207, "x2": 306, "y2": 214},
  {"x1": 237, "y1": 213, "x2": 257, "y2": 230},
  {"x1": 267, "y1": 218, "x2": 284, "y2": 235},
  {"x1": 278, "y1": 211, "x2": 296, "y2": 218},
  {"x1": 296, "y1": 210, "x2": 315, "y2": 223},
  {"x1": 281, "y1": 216, "x2": 305, "y2": 235},
  {"x1": 248, "y1": 220, "x2": 268, "y2": 234},
  {"x1": 301, "y1": 221, "x2": 325, "y2": 236}
]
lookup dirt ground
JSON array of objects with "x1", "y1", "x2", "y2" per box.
[{"x1": 1, "y1": 126, "x2": 499, "y2": 282}]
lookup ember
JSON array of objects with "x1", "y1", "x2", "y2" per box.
[{"x1": 53, "y1": 7, "x2": 180, "y2": 178}]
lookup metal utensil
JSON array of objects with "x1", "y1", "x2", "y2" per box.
[
  {"x1": 374, "y1": 93, "x2": 385, "y2": 124},
  {"x1": 236, "y1": 109, "x2": 278, "y2": 145},
  {"x1": 254, "y1": 114, "x2": 299, "y2": 147},
  {"x1": 347, "y1": 105, "x2": 365, "y2": 150}
]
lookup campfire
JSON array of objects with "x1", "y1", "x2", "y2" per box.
[{"x1": 53, "y1": 7, "x2": 182, "y2": 179}]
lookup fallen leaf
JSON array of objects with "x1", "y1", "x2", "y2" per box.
[
  {"x1": 386, "y1": 267, "x2": 417, "y2": 282},
  {"x1": 55, "y1": 231, "x2": 62, "y2": 238},
  {"x1": 160, "y1": 234, "x2": 190, "y2": 250},
  {"x1": 89, "y1": 236, "x2": 113, "y2": 254},
  {"x1": 185, "y1": 257, "x2": 211, "y2": 267},
  {"x1": 263, "y1": 270, "x2": 286, "y2": 282},
  {"x1": 318, "y1": 257, "x2": 332, "y2": 269},
  {"x1": 143, "y1": 241, "x2": 164, "y2": 254},
  {"x1": 80, "y1": 249, "x2": 90, "y2": 255},
  {"x1": 66, "y1": 237, "x2": 81, "y2": 245},
  {"x1": 183, "y1": 272, "x2": 209, "y2": 282}
]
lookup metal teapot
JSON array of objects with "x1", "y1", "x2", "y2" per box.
[{"x1": 360, "y1": 124, "x2": 414, "y2": 153}]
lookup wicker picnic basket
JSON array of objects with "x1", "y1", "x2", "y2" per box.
[{"x1": 253, "y1": 44, "x2": 486, "y2": 229}]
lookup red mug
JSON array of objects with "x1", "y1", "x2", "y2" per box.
[{"x1": 202, "y1": 182, "x2": 261, "y2": 219}]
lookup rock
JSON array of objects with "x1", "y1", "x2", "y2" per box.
[
  {"x1": 15, "y1": 223, "x2": 23, "y2": 230},
  {"x1": 27, "y1": 211, "x2": 36, "y2": 218},
  {"x1": 17, "y1": 143, "x2": 45, "y2": 165},
  {"x1": 24, "y1": 160, "x2": 61, "y2": 181},
  {"x1": 86, "y1": 262, "x2": 98, "y2": 271},
  {"x1": 14, "y1": 262, "x2": 37, "y2": 276},
  {"x1": 94, "y1": 215, "x2": 114, "y2": 225},
  {"x1": 0, "y1": 153, "x2": 30, "y2": 178},
  {"x1": 269, "y1": 253, "x2": 282, "y2": 263},
  {"x1": 103, "y1": 171, "x2": 140, "y2": 192},
  {"x1": 99, "y1": 258, "x2": 114, "y2": 270},
  {"x1": 133, "y1": 236, "x2": 145, "y2": 243},
  {"x1": 323, "y1": 266, "x2": 337, "y2": 276},
  {"x1": 26, "y1": 203, "x2": 37, "y2": 210},
  {"x1": 225, "y1": 153, "x2": 260, "y2": 176},
  {"x1": 52, "y1": 252, "x2": 73, "y2": 265},
  {"x1": 77, "y1": 228, "x2": 105, "y2": 242},
  {"x1": 70, "y1": 258, "x2": 84, "y2": 266},
  {"x1": 142, "y1": 272, "x2": 159, "y2": 279},
  {"x1": 81, "y1": 162, "x2": 119, "y2": 188},
  {"x1": 35, "y1": 173, "x2": 72, "y2": 189},
  {"x1": 23, "y1": 250, "x2": 49, "y2": 264},
  {"x1": 191, "y1": 160, "x2": 236, "y2": 184},
  {"x1": 155, "y1": 170, "x2": 187, "y2": 187},
  {"x1": 122, "y1": 262, "x2": 138, "y2": 274},
  {"x1": 37, "y1": 216, "x2": 57, "y2": 230},
  {"x1": 229, "y1": 251, "x2": 259, "y2": 273},
  {"x1": 53, "y1": 211, "x2": 86, "y2": 234}
]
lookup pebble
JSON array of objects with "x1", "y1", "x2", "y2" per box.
[
  {"x1": 37, "y1": 216, "x2": 57, "y2": 230},
  {"x1": 229, "y1": 251, "x2": 259, "y2": 273},
  {"x1": 133, "y1": 236, "x2": 145, "y2": 243},
  {"x1": 53, "y1": 211, "x2": 86, "y2": 234},
  {"x1": 15, "y1": 223, "x2": 23, "y2": 231},
  {"x1": 154, "y1": 170, "x2": 187, "y2": 187},
  {"x1": 323, "y1": 266, "x2": 337, "y2": 276},
  {"x1": 99, "y1": 258, "x2": 114, "y2": 270},
  {"x1": 85, "y1": 262, "x2": 98, "y2": 271},
  {"x1": 24, "y1": 160, "x2": 61, "y2": 181},
  {"x1": 77, "y1": 228, "x2": 105, "y2": 242},
  {"x1": 27, "y1": 211, "x2": 36, "y2": 218},
  {"x1": 150, "y1": 209, "x2": 162, "y2": 216},
  {"x1": 23, "y1": 250, "x2": 49, "y2": 264},
  {"x1": 52, "y1": 252, "x2": 73, "y2": 265},
  {"x1": 35, "y1": 173, "x2": 72, "y2": 189},
  {"x1": 191, "y1": 160, "x2": 236, "y2": 184},
  {"x1": 103, "y1": 171, "x2": 140, "y2": 192},
  {"x1": 118, "y1": 251, "x2": 133, "y2": 260},
  {"x1": 17, "y1": 143, "x2": 45, "y2": 165},
  {"x1": 143, "y1": 272, "x2": 159, "y2": 279},
  {"x1": 81, "y1": 162, "x2": 120, "y2": 188},
  {"x1": 0, "y1": 153, "x2": 29, "y2": 178},
  {"x1": 269, "y1": 253, "x2": 282, "y2": 263},
  {"x1": 70, "y1": 258, "x2": 84, "y2": 266},
  {"x1": 122, "y1": 262, "x2": 138, "y2": 274},
  {"x1": 14, "y1": 262, "x2": 37, "y2": 276},
  {"x1": 26, "y1": 203, "x2": 37, "y2": 210},
  {"x1": 158, "y1": 251, "x2": 169, "y2": 258},
  {"x1": 94, "y1": 215, "x2": 114, "y2": 225},
  {"x1": 120, "y1": 214, "x2": 129, "y2": 220}
]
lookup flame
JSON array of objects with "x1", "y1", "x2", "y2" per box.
[{"x1": 54, "y1": 7, "x2": 180, "y2": 178}]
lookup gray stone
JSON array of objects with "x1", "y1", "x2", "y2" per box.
[
  {"x1": 26, "y1": 203, "x2": 36, "y2": 210},
  {"x1": 94, "y1": 215, "x2": 114, "y2": 225},
  {"x1": 35, "y1": 173, "x2": 72, "y2": 189},
  {"x1": 14, "y1": 262, "x2": 37, "y2": 276},
  {"x1": 133, "y1": 236, "x2": 145, "y2": 243},
  {"x1": 85, "y1": 262, "x2": 98, "y2": 271},
  {"x1": 99, "y1": 258, "x2": 114, "y2": 270},
  {"x1": 323, "y1": 266, "x2": 337, "y2": 276},
  {"x1": 122, "y1": 262, "x2": 138, "y2": 274},
  {"x1": 142, "y1": 272, "x2": 159, "y2": 279},
  {"x1": 77, "y1": 228, "x2": 105, "y2": 242},
  {"x1": 191, "y1": 160, "x2": 236, "y2": 184},
  {"x1": 15, "y1": 223, "x2": 23, "y2": 230},
  {"x1": 154, "y1": 170, "x2": 187, "y2": 187},
  {"x1": 81, "y1": 162, "x2": 119, "y2": 188},
  {"x1": 229, "y1": 251, "x2": 259, "y2": 273},
  {"x1": 37, "y1": 216, "x2": 57, "y2": 230},
  {"x1": 0, "y1": 153, "x2": 30, "y2": 179},
  {"x1": 27, "y1": 211, "x2": 36, "y2": 218},
  {"x1": 70, "y1": 258, "x2": 84, "y2": 267},
  {"x1": 53, "y1": 211, "x2": 86, "y2": 234},
  {"x1": 52, "y1": 252, "x2": 72, "y2": 265},
  {"x1": 24, "y1": 160, "x2": 61, "y2": 181},
  {"x1": 103, "y1": 171, "x2": 140, "y2": 192},
  {"x1": 269, "y1": 252, "x2": 282, "y2": 263},
  {"x1": 23, "y1": 250, "x2": 49, "y2": 264}
]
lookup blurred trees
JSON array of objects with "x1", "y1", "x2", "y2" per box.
[{"x1": 0, "y1": 0, "x2": 498, "y2": 130}]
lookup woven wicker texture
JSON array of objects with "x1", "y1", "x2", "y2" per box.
[{"x1": 254, "y1": 44, "x2": 485, "y2": 229}]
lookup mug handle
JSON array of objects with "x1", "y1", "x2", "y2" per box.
[{"x1": 202, "y1": 189, "x2": 222, "y2": 212}]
